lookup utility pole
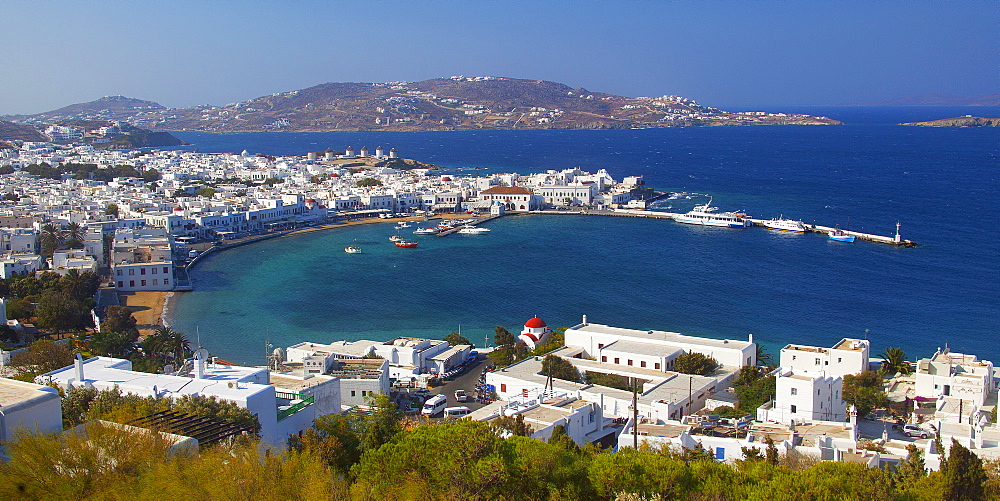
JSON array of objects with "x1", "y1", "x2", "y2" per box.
[{"x1": 632, "y1": 377, "x2": 639, "y2": 449}]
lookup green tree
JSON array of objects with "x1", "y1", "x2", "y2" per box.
[
  {"x1": 359, "y1": 393, "x2": 403, "y2": 453},
  {"x1": 89, "y1": 330, "x2": 135, "y2": 358},
  {"x1": 893, "y1": 444, "x2": 927, "y2": 485},
  {"x1": 350, "y1": 420, "x2": 517, "y2": 499},
  {"x1": 734, "y1": 374, "x2": 776, "y2": 412},
  {"x1": 9, "y1": 339, "x2": 75, "y2": 381},
  {"x1": 195, "y1": 186, "x2": 217, "y2": 198},
  {"x1": 59, "y1": 269, "x2": 100, "y2": 303},
  {"x1": 100, "y1": 305, "x2": 139, "y2": 340},
  {"x1": 588, "y1": 448, "x2": 692, "y2": 499},
  {"x1": 542, "y1": 354, "x2": 580, "y2": 382},
  {"x1": 356, "y1": 177, "x2": 382, "y2": 188},
  {"x1": 5, "y1": 297, "x2": 34, "y2": 321},
  {"x1": 494, "y1": 325, "x2": 516, "y2": 346},
  {"x1": 64, "y1": 222, "x2": 85, "y2": 248},
  {"x1": 842, "y1": 370, "x2": 888, "y2": 418},
  {"x1": 489, "y1": 412, "x2": 533, "y2": 437},
  {"x1": 880, "y1": 347, "x2": 913, "y2": 375},
  {"x1": 105, "y1": 203, "x2": 119, "y2": 217},
  {"x1": 547, "y1": 424, "x2": 579, "y2": 451},
  {"x1": 942, "y1": 439, "x2": 988, "y2": 500},
  {"x1": 34, "y1": 289, "x2": 87, "y2": 333},
  {"x1": 756, "y1": 343, "x2": 773, "y2": 367},
  {"x1": 673, "y1": 352, "x2": 719, "y2": 375},
  {"x1": 443, "y1": 331, "x2": 473, "y2": 347},
  {"x1": 39, "y1": 222, "x2": 62, "y2": 256},
  {"x1": 531, "y1": 326, "x2": 567, "y2": 356}
]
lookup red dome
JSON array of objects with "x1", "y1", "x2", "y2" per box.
[
  {"x1": 441, "y1": 176, "x2": 452, "y2": 182},
  {"x1": 524, "y1": 317, "x2": 547, "y2": 328},
  {"x1": 305, "y1": 198, "x2": 316, "y2": 203}
]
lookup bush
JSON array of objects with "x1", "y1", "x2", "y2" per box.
[{"x1": 673, "y1": 352, "x2": 719, "y2": 375}]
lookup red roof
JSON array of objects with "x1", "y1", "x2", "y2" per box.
[
  {"x1": 524, "y1": 317, "x2": 547, "y2": 328},
  {"x1": 482, "y1": 186, "x2": 533, "y2": 195},
  {"x1": 305, "y1": 198, "x2": 316, "y2": 203}
]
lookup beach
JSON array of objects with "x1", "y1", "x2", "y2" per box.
[{"x1": 116, "y1": 290, "x2": 170, "y2": 337}]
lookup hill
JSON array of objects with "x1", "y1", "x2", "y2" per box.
[
  {"x1": 9, "y1": 77, "x2": 839, "y2": 133},
  {"x1": 902, "y1": 116, "x2": 1000, "y2": 127},
  {"x1": 0, "y1": 120, "x2": 47, "y2": 142}
]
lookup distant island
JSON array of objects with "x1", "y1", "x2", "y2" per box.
[
  {"x1": 862, "y1": 93, "x2": 1000, "y2": 106},
  {"x1": 0, "y1": 117, "x2": 186, "y2": 148},
  {"x1": 2, "y1": 76, "x2": 840, "y2": 134},
  {"x1": 902, "y1": 116, "x2": 1000, "y2": 127}
]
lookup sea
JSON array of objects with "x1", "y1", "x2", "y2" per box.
[{"x1": 166, "y1": 106, "x2": 1000, "y2": 365}]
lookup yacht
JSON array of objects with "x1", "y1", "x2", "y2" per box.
[
  {"x1": 673, "y1": 198, "x2": 750, "y2": 228},
  {"x1": 413, "y1": 227, "x2": 438, "y2": 235},
  {"x1": 458, "y1": 225, "x2": 490, "y2": 235},
  {"x1": 760, "y1": 217, "x2": 807, "y2": 233}
]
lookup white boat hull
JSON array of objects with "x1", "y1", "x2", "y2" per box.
[{"x1": 673, "y1": 215, "x2": 749, "y2": 228}]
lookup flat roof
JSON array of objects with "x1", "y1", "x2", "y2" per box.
[
  {"x1": 635, "y1": 422, "x2": 690, "y2": 438},
  {"x1": 571, "y1": 323, "x2": 753, "y2": 351},
  {"x1": 601, "y1": 339, "x2": 683, "y2": 358},
  {"x1": 0, "y1": 377, "x2": 59, "y2": 411}
]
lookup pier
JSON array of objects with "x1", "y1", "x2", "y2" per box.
[
  {"x1": 435, "y1": 214, "x2": 505, "y2": 236},
  {"x1": 513, "y1": 209, "x2": 917, "y2": 247}
]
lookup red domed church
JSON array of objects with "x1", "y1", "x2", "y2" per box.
[{"x1": 518, "y1": 317, "x2": 552, "y2": 350}]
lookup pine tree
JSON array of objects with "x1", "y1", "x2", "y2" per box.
[{"x1": 942, "y1": 439, "x2": 987, "y2": 500}]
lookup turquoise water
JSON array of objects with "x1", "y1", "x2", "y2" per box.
[{"x1": 170, "y1": 107, "x2": 1000, "y2": 364}]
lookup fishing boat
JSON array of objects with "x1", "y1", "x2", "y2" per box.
[
  {"x1": 672, "y1": 198, "x2": 750, "y2": 228},
  {"x1": 828, "y1": 228, "x2": 856, "y2": 243},
  {"x1": 413, "y1": 227, "x2": 438, "y2": 235},
  {"x1": 389, "y1": 234, "x2": 405, "y2": 242},
  {"x1": 760, "y1": 217, "x2": 807, "y2": 233},
  {"x1": 394, "y1": 222, "x2": 412, "y2": 229},
  {"x1": 394, "y1": 240, "x2": 418, "y2": 248},
  {"x1": 458, "y1": 225, "x2": 490, "y2": 235}
]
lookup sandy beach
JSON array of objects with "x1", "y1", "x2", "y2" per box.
[{"x1": 116, "y1": 290, "x2": 170, "y2": 337}]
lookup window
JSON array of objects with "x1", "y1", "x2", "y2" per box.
[
  {"x1": 141, "y1": 280, "x2": 146, "y2": 286},
  {"x1": 790, "y1": 405, "x2": 797, "y2": 414},
  {"x1": 837, "y1": 357, "x2": 842, "y2": 363},
  {"x1": 129, "y1": 269, "x2": 134, "y2": 276},
  {"x1": 129, "y1": 280, "x2": 134, "y2": 287},
  {"x1": 501, "y1": 384, "x2": 506, "y2": 393},
  {"x1": 791, "y1": 388, "x2": 798, "y2": 395},
  {"x1": 163, "y1": 267, "x2": 169, "y2": 274},
  {"x1": 598, "y1": 343, "x2": 604, "y2": 349},
  {"x1": 153, "y1": 279, "x2": 158, "y2": 285},
  {"x1": 627, "y1": 360, "x2": 633, "y2": 366},
  {"x1": 116, "y1": 269, "x2": 122, "y2": 276},
  {"x1": 164, "y1": 279, "x2": 169, "y2": 285},
  {"x1": 141, "y1": 268, "x2": 146, "y2": 275},
  {"x1": 641, "y1": 361, "x2": 646, "y2": 368},
  {"x1": 814, "y1": 358, "x2": 821, "y2": 365},
  {"x1": 601, "y1": 356, "x2": 607, "y2": 362},
  {"x1": 614, "y1": 358, "x2": 619, "y2": 364},
  {"x1": 792, "y1": 355, "x2": 796, "y2": 360},
  {"x1": 655, "y1": 363, "x2": 661, "y2": 370},
  {"x1": 152, "y1": 268, "x2": 157, "y2": 274},
  {"x1": 350, "y1": 391, "x2": 356, "y2": 397},
  {"x1": 117, "y1": 281, "x2": 123, "y2": 288}
]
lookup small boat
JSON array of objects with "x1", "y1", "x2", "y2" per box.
[
  {"x1": 394, "y1": 222, "x2": 412, "y2": 229},
  {"x1": 760, "y1": 217, "x2": 807, "y2": 233},
  {"x1": 458, "y1": 225, "x2": 490, "y2": 235},
  {"x1": 389, "y1": 234, "x2": 405, "y2": 242},
  {"x1": 673, "y1": 197, "x2": 750, "y2": 228},
  {"x1": 828, "y1": 228, "x2": 855, "y2": 243},
  {"x1": 394, "y1": 240, "x2": 418, "y2": 248},
  {"x1": 413, "y1": 227, "x2": 438, "y2": 235},
  {"x1": 344, "y1": 245, "x2": 362, "y2": 254}
]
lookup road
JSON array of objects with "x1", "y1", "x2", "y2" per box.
[{"x1": 394, "y1": 355, "x2": 493, "y2": 418}]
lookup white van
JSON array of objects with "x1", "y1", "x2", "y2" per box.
[
  {"x1": 444, "y1": 406, "x2": 472, "y2": 418},
  {"x1": 421, "y1": 394, "x2": 448, "y2": 416}
]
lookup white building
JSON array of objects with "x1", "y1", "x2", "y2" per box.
[
  {"x1": 471, "y1": 388, "x2": 610, "y2": 445},
  {"x1": 518, "y1": 317, "x2": 552, "y2": 350},
  {"x1": 478, "y1": 186, "x2": 541, "y2": 212},
  {"x1": 0, "y1": 377, "x2": 63, "y2": 443},
  {"x1": 915, "y1": 349, "x2": 996, "y2": 423},
  {"x1": 779, "y1": 338, "x2": 870, "y2": 377},
  {"x1": 38, "y1": 355, "x2": 317, "y2": 445},
  {"x1": 565, "y1": 320, "x2": 756, "y2": 370},
  {"x1": 757, "y1": 369, "x2": 847, "y2": 424}
]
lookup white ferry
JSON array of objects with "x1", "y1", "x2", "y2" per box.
[
  {"x1": 760, "y1": 217, "x2": 807, "y2": 233},
  {"x1": 673, "y1": 198, "x2": 750, "y2": 228}
]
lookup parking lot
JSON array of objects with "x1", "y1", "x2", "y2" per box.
[{"x1": 392, "y1": 355, "x2": 493, "y2": 418}]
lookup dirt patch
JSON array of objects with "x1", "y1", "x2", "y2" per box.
[{"x1": 116, "y1": 291, "x2": 169, "y2": 336}]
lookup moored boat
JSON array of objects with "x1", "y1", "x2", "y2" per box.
[
  {"x1": 760, "y1": 217, "x2": 807, "y2": 233},
  {"x1": 394, "y1": 240, "x2": 418, "y2": 248},
  {"x1": 673, "y1": 198, "x2": 749, "y2": 228},
  {"x1": 413, "y1": 227, "x2": 438, "y2": 235},
  {"x1": 457, "y1": 225, "x2": 490, "y2": 235},
  {"x1": 828, "y1": 228, "x2": 856, "y2": 242},
  {"x1": 389, "y1": 234, "x2": 405, "y2": 242}
]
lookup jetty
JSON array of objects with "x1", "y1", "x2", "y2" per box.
[
  {"x1": 516, "y1": 209, "x2": 916, "y2": 247},
  {"x1": 436, "y1": 214, "x2": 504, "y2": 236}
]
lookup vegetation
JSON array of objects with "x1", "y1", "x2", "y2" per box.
[
  {"x1": 195, "y1": 186, "x2": 217, "y2": 198},
  {"x1": 673, "y1": 352, "x2": 719, "y2": 375},
  {"x1": 585, "y1": 371, "x2": 644, "y2": 392},
  {"x1": 842, "y1": 370, "x2": 889, "y2": 418},
  {"x1": 21, "y1": 162, "x2": 160, "y2": 182},
  {"x1": 531, "y1": 326, "x2": 566, "y2": 355},
  {"x1": 8, "y1": 339, "x2": 75, "y2": 382},
  {"x1": 356, "y1": 177, "x2": 383, "y2": 188},
  {"x1": 541, "y1": 354, "x2": 580, "y2": 382},
  {"x1": 487, "y1": 325, "x2": 528, "y2": 367},
  {"x1": 881, "y1": 347, "x2": 913, "y2": 375},
  {"x1": 443, "y1": 331, "x2": 473, "y2": 347},
  {"x1": 732, "y1": 365, "x2": 777, "y2": 413}
]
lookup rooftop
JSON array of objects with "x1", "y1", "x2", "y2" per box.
[
  {"x1": 0, "y1": 377, "x2": 60, "y2": 412},
  {"x1": 571, "y1": 323, "x2": 753, "y2": 352}
]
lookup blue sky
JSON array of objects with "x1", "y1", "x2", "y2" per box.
[{"x1": 1, "y1": 1, "x2": 996, "y2": 114}]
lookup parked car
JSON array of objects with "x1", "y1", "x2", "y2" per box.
[
  {"x1": 902, "y1": 424, "x2": 931, "y2": 438},
  {"x1": 454, "y1": 389, "x2": 469, "y2": 403}
]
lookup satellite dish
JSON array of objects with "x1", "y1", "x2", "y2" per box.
[
  {"x1": 194, "y1": 348, "x2": 210, "y2": 361},
  {"x1": 272, "y1": 347, "x2": 285, "y2": 361}
]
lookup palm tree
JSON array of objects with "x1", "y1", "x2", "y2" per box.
[
  {"x1": 756, "y1": 344, "x2": 774, "y2": 367},
  {"x1": 881, "y1": 347, "x2": 913, "y2": 375},
  {"x1": 39, "y1": 223, "x2": 62, "y2": 257},
  {"x1": 64, "y1": 222, "x2": 85, "y2": 248},
  {"x1": 144, "y1": 326, "x2": 191, "y2": 366}
]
